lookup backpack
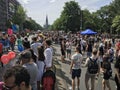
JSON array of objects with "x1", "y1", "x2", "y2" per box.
[
  {"x1": 87, "y1": 57, "x2": 99, "y2": 74},
  {"x1": 42, "y1": 70, "x2": 56, "y2": 90},
  {"x1": 102, "y1": 61, "x2": 112, "y2": 77}
]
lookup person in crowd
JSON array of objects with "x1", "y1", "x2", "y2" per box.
[
  {"x1": 84, "y1": 48, "x2": 100, "y2": 90},
  {"x1": 115, "y1": 56, "x2": 120, "y2": 90},
  {"x1": 60, "y1": 38, "x2": 66, "y2": 62},
  {"x1": 17, "y1": 35, "x2": 23, "y2": 46},
  {"x1": 104, "y1": 41, "x2": 108, "y2": 53},
  {"x1": 44, "y1": 39, "x2": 53, "y2": 71},
  {"x1": 82, "y1": 38, "x2": 87, "y2": 54},
  {"x1": 115, "y1": 40, "x2": 120, "y2": 60},
  {"x1": 37, "y1": 34, "x2": 44, "y2": 43},
  {"x1": 76, "y1": 42, "x2": 82, "y2": 55},
  {"x1": 23, "y1": 37, "x2": 30, "y2": 50},
  {"x1": 101, "y1": 54, "x2": 112, "y2": 90},
  {"x1": 107, "y1": 43, "x2": 114, "y2": 62},
  {"x1": 29, "y1": 49, "x2": 37, "y2": 63},
  {"x1": 98, "y1": 40, "x2": 105, "y2": 67},
  {"x1": 37, "y1": 46, "x2": 45, "y2": 90},
  {"x1": 31, "y1": 37, "x2": 42, "y2": 57},
  {"x1": 20, "y1": 50, "x2": 38, "y2": 90},
  {"x1": 9, "y1": 34, "x2": 16, "y2": 51},
  {"x1": 86, "y1": 41, "x2": 93, "y2": 57},
  {"x1": 70, "y1": 46, "x2": 83, "y2": 90},
  {"x1": 0, "y1": 66, "x2": 31, "y2": 90},
  {"x1": 93, "y1": 42, "x2": 99, "y2": 50},
  {"x1": 66, "y1": 39, "x2": 72, "y2": 60}
]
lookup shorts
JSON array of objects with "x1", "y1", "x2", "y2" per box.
[
  {"x1": 103, "y1": 72, "x2": 112, "y2": 80},
  {"x1": 103, "y1": 74, "x2": 111, "y2": 80},
  {"x1": 66, "y1": 49, "x2": 71, "y2": 54},
  {"x1": 85, "y1": 72, "x2": 96, "y2": 81},
  {"x1": 72, "y1": 69, "x2": 81, "y2": 79}
]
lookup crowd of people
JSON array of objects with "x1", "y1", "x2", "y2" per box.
[
  {"x1": 0, "y1": 31, "x2": 120, "y2": 90},
  {"x1": 0, "y1": 31, "x2": 54, "y2": 90},
  {"x1": 59, "y1": 32, "x2": 120, "y2": 90}
]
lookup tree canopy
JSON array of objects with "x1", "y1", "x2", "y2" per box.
[
  {"x1": 51, "y1": 0, "x2": 120, "y2": 34},
  {"x1": 52, "y1": 1, "x2": 81, "y2": 32}
]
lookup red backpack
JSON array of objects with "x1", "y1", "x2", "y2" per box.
[{"x1": 42, "y1": 70, "x2": 56, "y2": 90}]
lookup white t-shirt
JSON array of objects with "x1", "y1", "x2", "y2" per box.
[
  {"x1": 71, "y1": 53, "x2": 83, "y2": 69},
  {"x1": 44, "y1": 47, "x2": 53, "y2": 68}
]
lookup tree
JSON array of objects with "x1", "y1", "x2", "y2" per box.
[
  {"x1": 23, "y1": 19, "x2": 43, "y2": 31},
  {"x1": 52, "y1": 1, "x2": 81, "y2": 32},
  {"x1": 112, "y1": 15, "x2": 120, "y2": 34},
  {"x1": 12, "y1": 5, "x2": 26, "y2": 30},
  {"x1": 112, "y1": 0, "x2": 120, "y2": 15},
  {"x1": 81, "y1": 9, "x2": 94, "y2": 30}
]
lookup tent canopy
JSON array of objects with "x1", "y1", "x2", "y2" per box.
[{"x1": 80, "y1": 29, "x2": 97, "y2": 35}]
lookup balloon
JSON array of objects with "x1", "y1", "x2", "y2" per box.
[
  {"x1": 7, "y1": 28, "x2": 13, "y2": 35},
  {"x1": 18, "y1": 45, "x2": 24, "y2": 52},
  {"x1": 1, "y1": 54, "x2": 10, "y2": 64},
  {"x1": 8, "y1": 51, "x2": 16, "y2": 60}
]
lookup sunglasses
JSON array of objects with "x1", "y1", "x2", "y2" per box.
[{"x1": 2, "y1": 84, "x2": 17, "y2": 90}]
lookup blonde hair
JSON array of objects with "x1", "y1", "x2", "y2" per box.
[{"x1": 92, "y1": 48, "x2": 98, "y2": 55}]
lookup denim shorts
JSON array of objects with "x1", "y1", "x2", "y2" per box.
[{"x1": 72, "y1": 69, "x2": 81, "y2": 79}]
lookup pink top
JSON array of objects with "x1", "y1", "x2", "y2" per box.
[{"x1": 0, "y1": 82, "x2": 4, "y2": 90}]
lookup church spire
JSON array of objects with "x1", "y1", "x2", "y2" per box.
[
  {"x1": 46, "y1": 15, "x2": 48, "y2": 26},
  {"x1": 44, "y1": 15, "x2": 49, "y2": 29}
]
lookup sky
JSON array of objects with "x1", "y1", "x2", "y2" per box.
[{"x1": 17, "y1": 0, "x2": 113, "y2": 26}]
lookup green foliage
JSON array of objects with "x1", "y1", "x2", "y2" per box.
[
  {"x1": 82, "y1": 9, "x2": 94, "y2": 30},
  {"x1": 112, "y1": 15, "x2": 120, "y2": 33},
  {"x1": 112, "y1": 0, "x2": 120, "y2": 15},
  {"x1": 12, "y1": 5, "x2": 26, "y2": 30},
  {"x1": 52, "y1": 1, "x2": 81, "y2": 32},
  {"x1": 23, "y1": 19, "x2": 43, "y2": 31},
  {"x1": 6, "y1": 19, "x2": 12, "y2": 28},
  {"x1": 51, "y1": 0, "x2": 120, "y2": 34}
]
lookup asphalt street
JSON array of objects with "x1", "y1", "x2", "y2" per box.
[{"x1": 53, "y1": 44, "x2": 116, "y2": 90}]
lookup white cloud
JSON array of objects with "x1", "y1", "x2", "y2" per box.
[
  {"x1": 20, "y1": 0, "x2": 30, "y2": 4},
  {"x1": 50, "y1": 0, "x2": 56, "y2": 3},
  {"x1": 81, "y1": 5, "x2": 88, "y2": 10}
]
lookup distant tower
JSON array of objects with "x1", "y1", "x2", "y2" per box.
[{"x1": 44, "y1": 15, "x2": 49, "y2": 29}]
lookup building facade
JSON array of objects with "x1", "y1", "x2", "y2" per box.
[
  {"x1": 7, "y1": 0, "x2": 19, "y2": 20},
  {"x1": 0, "y1": 0, "x2": 7, "y2": 31},
  {"x1": 0, "y1": 0, "x2": 20, "y2": 31}
]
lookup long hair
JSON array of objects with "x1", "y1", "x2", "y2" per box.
[
  {"x1": 29, "y1": 49, "x2": 37, "y2": 62},
  {"x1": 38, "y1": 46, "x2": 45, "y2": 61}
]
